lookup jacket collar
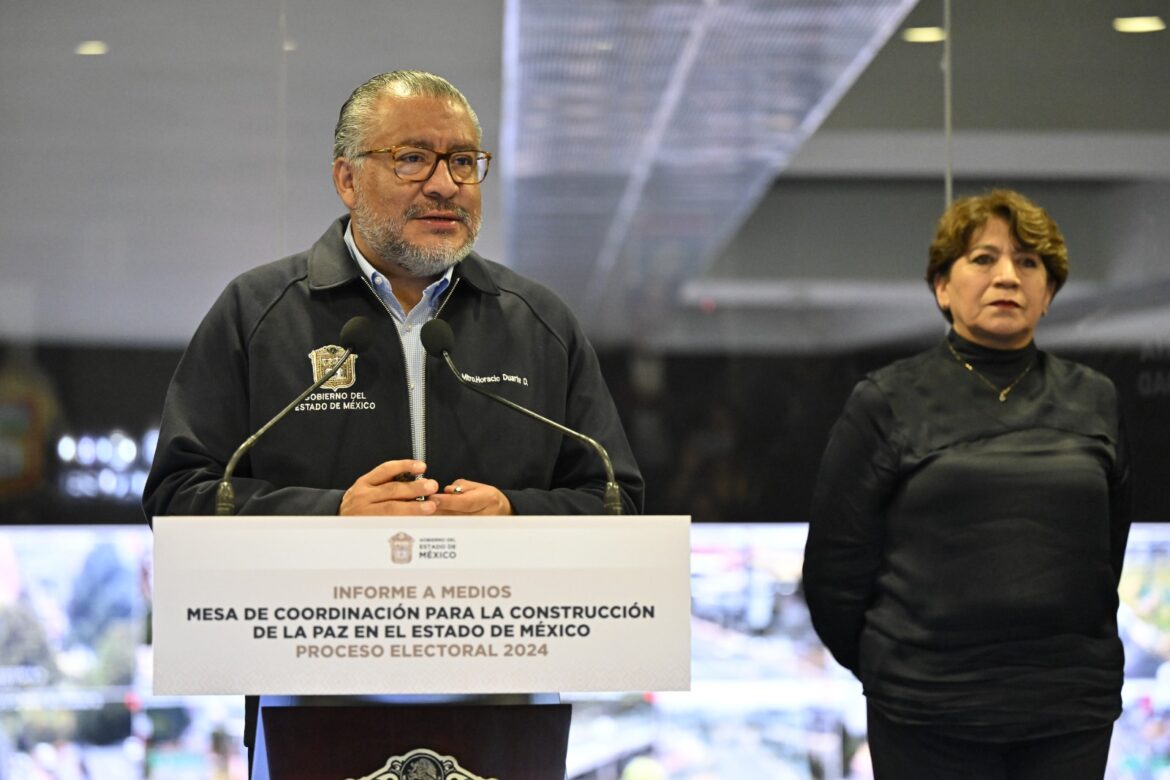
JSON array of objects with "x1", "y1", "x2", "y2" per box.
[{"x1": 308, "y1": 215, "x2": 499, "y2": 296}]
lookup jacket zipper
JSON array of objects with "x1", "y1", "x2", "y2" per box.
[{"x1": 422, "y1": 277, "x2": 461, "y2": 463}]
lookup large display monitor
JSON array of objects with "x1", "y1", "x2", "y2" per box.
[{"x1": 1, "y1": 523, "x2": 1166, "y2": 779}]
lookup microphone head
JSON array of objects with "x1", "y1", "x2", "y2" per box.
[
  {"x1": 420, "y1": 318, "x2": 455, "y2": 357},
  {"x1": 339, "y1": 316, "x2": 376, "y2": 353}
]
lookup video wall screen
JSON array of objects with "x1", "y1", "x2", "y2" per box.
[{"x1": 1, "y1": 523, "x2": 1167, "y2": 779}]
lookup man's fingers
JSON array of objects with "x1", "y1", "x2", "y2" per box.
[
  {"x1": 432, "y1": 480, "x2": 512, "y2": 516},
  {"x1": 361, "y1": 460, "x2": 428, "y2": 485},
  {"x1": 340, "y1": 464, "x2": 438, "y2": 515}
]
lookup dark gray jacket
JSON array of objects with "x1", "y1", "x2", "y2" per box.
[{"x1": 143, "y1": 216, "x2": 643, "y2": 519}]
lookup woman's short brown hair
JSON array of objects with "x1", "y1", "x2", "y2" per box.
[{"x1": 925, "y1": 190, "x2": 1069, "y2": 320}]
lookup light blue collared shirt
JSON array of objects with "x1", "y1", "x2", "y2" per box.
[{"x1": 343, "y1": 222, "x2": 452, "y2": 463}]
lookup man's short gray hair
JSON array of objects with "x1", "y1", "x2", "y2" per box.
[{"x1": 332, "y1": 70, "x2": 482, "y2": 162}]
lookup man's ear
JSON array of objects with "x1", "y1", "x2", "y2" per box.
[{"x1": 332, "y1": 157, "x2": 358, "y2": 209}]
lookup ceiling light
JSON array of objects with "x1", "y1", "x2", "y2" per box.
[
  {"x1": 1113, "y1": 16, "x2": 1165, "y2": 33},
  {"x1": 75, "y1": 40, "x2": 109, "y2": 56},
  {"x1": 901, "y1": 26, "x2": 946, "y2": 43}
]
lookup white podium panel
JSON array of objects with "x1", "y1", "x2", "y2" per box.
[{"x1": 152, "y1": 515, "x2": 690, "y2": 695}]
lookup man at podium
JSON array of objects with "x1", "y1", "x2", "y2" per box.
[{"x1": 142, "y1": 70, "x2": 643, "y2": 774}]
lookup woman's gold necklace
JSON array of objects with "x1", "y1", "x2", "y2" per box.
[{"x1": 946, "y1": 341, "x2": 1035, "y2": 402}]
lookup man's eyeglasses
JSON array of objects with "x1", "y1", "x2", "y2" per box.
[{"x1": 354, "y1": 146, "x2": 492, "y2": 185}]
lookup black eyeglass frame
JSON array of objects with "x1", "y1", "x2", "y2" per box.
[{"x1": 353, "y1": 145, "x2": 492, "y2": 185}]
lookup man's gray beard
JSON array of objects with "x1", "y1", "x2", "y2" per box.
[{"x1": 352, "y1": 198, "x2": 481, "y2": 278}]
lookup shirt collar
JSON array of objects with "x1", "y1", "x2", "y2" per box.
[{"x1": 343, "y1": 220, "x2": 453, "y2": 310}]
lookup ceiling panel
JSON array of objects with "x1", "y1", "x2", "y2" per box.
[{"x1": 503, "y1": 0, "x2": 919, "y2": 341}]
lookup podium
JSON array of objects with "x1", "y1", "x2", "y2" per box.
[
  {"x1": 152, "y1": 515, "x2": 690, "y2": 778},
  {"x1": 252, "y1": 701, "x2": 572, "y2": 780}
]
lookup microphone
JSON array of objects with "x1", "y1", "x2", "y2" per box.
[
  {"x1": 215, "y1": 316, "x2": 376, "y2": 515},
  {"x1": 420, "y1": 318, "x2": 623, "y2": 515}
]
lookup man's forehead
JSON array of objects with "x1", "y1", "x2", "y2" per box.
[{"x1": 369, "y1": 93, "x2": 478, "y2": 143}]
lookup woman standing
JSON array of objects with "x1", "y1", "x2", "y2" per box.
[{"x1": 803, "y1": 189, "x2": 1132, "y2": 779}]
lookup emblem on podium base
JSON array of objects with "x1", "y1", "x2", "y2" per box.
[{"x1": 350, "y1": 747, "x2": 496, "y2": 780}]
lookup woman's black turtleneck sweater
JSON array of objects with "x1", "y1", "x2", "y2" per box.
[{"x1": 804, "y1": 330, "x2": 1132, "y2": 740}]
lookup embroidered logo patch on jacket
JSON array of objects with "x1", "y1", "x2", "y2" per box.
[{"x1": 308, "y1": 344, "x2": 357, "y2": 390}]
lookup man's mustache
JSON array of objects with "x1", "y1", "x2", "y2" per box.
[{"x1": 405, "y1": 201, "x2": 473, "y2": 222}]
